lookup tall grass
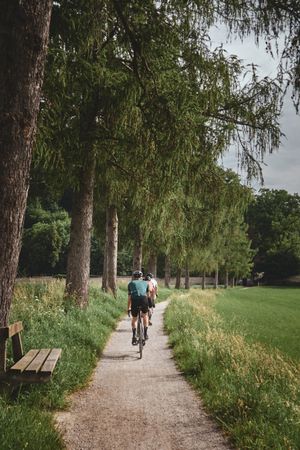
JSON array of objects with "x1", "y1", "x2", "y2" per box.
[
  {"x1": 1, "y1": 280, "x2": 127, "y2": 450},
  {"x1": 165, "y1": 290, "x2": 300, "y2": 450}
]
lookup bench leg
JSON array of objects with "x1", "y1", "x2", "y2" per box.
[{"x1": 0, "y1": 340, "x2": 7, "y2": 373}]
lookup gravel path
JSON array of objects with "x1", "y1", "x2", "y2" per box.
[{"x1": 56, "y1": 301, "x2": 231, "y2": 450}]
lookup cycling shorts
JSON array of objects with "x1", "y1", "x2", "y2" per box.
[{"x1": 131, "y1": 296, "x2": 149, "y2": 317}]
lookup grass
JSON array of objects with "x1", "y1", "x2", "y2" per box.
[
  {"x1": 216, "y1": 287, "x2": 300, "y2": 362},
  {"x1": 165, "y1": 289, "x2": 300, "y2": 450},
  {"x1": 1, "y1": 280, "x2": 127, "y2": 450}
]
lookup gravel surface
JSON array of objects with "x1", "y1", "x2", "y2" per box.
[{"x1": 55, "y1": 301, "x2": 231, "y2": 450}]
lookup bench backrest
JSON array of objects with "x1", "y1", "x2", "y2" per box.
[
  {"x1": 0, "y1": 322, "x2": 24, "y2": 373},
  {"x1": 0, "y1": 321, "x2": 23, "y2": 339}
]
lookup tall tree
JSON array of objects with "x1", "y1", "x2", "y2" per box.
[
  {"x1": 39, "y1": 0, "x2": 286, "y2": 305},
  {"x1": 40, "y1": 0, "x2": 108, "y2": 305},
  {"x1": 65, "y1": 151, "x2": 96, "y2": 306},
  {"x1": 220, "y1": 219, "x2": 254, "y2": 286},
  {"x1": 0, "y1": 1, "x2": 53, "y2": 326},
  {"x1": 164, "y1": 254, "x2": 171, "y2": 288},
  {"x1": 105, "y1": 204, "x2": 118, "y2": 296}
]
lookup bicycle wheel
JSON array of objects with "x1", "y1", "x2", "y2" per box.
[{"x1": 138, "y1": 313, "x2": 144, "y2": 359}]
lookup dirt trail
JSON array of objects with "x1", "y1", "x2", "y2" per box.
[{"x1": 56, "y1": 301, "x2": 231, "y2": 450}]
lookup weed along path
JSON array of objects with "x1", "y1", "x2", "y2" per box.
[{"x1": 56, "y1": 301, "x2": 230, "y2": 450}]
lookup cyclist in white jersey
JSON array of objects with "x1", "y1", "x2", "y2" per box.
[
  {"x1": 146, "y1": 273, "x2": 158, "y2": 326},
  {"x1": 147, "y1": 273, "x2": 158, "y2": 303}
]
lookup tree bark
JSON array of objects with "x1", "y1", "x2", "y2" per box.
[
  {"x1": 65, "y1": 80, "x2": 99, "y2": 307},
  {"x1": 175, "y1": 267, "x2": 181, "y2": 289},
  {"x1": 101, "y1": 234, "x2": 108, "y2": 292},
  {"x1": 132, "y1": 228, "x2": 142, "y2": 271},
  {"x1": 0, "y1": 1, "x2": 52, "y2": 327},
  {"x1": 164, "y1": 254, "x2": 171, "y2": 288},
  {"x1": 66, "y1": 153, "x2": 96, "y2": 307},
  {"x1": 106, "y1": 205, "x2": 118, "y2": 297},
  {"x1": 184, "y1": 260, "x2": 190, "y2": 289},
  {"x1": 214, "y1": 266, "x2": 219, "y2": 289},
  {"x1": 202, "y1": 271, "x2": 206, "y2": 290},
  {"x1": 147, "y1": 252, "x2": 157, "y2": 277}
]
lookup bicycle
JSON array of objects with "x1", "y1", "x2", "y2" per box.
[{"x1": 136, "y1": 305, "x2": 145, "y2": 359}]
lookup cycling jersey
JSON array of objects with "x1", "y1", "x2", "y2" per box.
[{"x1": 128, "y1": 279, "x2": 149, "y2": 299}]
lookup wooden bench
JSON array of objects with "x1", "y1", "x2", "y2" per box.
[{"x1": 0, "y1": 321, "x2": 62, "y2": 384}]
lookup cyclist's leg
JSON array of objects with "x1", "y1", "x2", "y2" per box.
[
  {"x1": 142, "y1": 311, "x2": 149, "y2": 327},
  {"x1": 147, "y1": 297, "x2": 153, "y2": 325},
  {"x1": 131, "y1": 301, "x2": 138, "y2": 345},
  {"x1": 131, "y1": 315, "x2": 137, "y2": 329},
  {"x1": 141, "y1": 296, "x2": 149, "y2": 339}
]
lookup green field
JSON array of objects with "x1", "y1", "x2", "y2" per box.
[{"x1": 216, "y1": 287, "x2": 300, "y2": 362}]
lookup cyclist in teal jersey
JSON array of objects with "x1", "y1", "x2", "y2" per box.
[{"x1": 128, "y1": 270, "x2": 149, "y2": 345}]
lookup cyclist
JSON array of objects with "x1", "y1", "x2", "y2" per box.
[
  {"x1": 147, "y1": 272, "x2": 158, "y2": 305},
  {"x1": 144, "y1": 274, "x2": 155, "y2": 325},
  {"x1": 128, "y1": 270, "x2": 149, "y2": 345}
]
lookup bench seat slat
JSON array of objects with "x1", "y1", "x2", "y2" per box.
[
  {"x1": 41, "y1": 348, "x2": 62, "y2": 374},
  {"x1": 9, "y1": 349, "x2": 40, "y2": 373},
  {"x1": 25, "y1": 349, "x2": 51, "y2": 373}
]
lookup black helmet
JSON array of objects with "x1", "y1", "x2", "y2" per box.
[
  {"x1": 146, "y1": 273, "x2": 153, "y2": 278},
  {"x1": 132, "y1": 270, "x2": 143, "y2": 278}
]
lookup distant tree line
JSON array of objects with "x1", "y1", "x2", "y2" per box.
[
  {"x1": 247, "y1": 189, "x2": 300, "y2": 282},
  {"x1": 19, "y1": 184, "x2": 300, "y2": 285}
]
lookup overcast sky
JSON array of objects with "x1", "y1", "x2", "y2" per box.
[{"x1": 210, "y1": 27, "x2": 300, "y2": 195}]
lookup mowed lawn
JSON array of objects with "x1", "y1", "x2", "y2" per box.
[{"x1": 216, "y1": 286, "x2": 300, "y2": 362}]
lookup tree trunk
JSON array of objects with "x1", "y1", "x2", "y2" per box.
[
  {"x1": 231, "y1": 277, "x2": 235, "y2": 287},
  {"x1": 184, "y1": 260, "x2": 190, "y2": 290},
  {"x1": 0, "y1": 2, "x2": 52, "y2": 327},
  {"x1": 106, "y1": 205, "x2": 118, "y2": 297},
  {"x1": 132, "y1": 228, "x2": 142, "y2": 271},
  {"x1": 202, "y1": 271, "x2": 206, "y2": 290},
  {"x1": 102, "y1": 231, "x2": 108, "y2": 292},
  {"x1": 224, "y1": 270, "x2": 229, "y2": 288},
  {"x1": 214, "y1": 266, "x2": 219, "y2": 289},
  {"x1": 66, "y1": 154, "x2": 96, "y2": 307},
  {"x1": 175, "y1": 267, "x2": 181, "y2": 289},
  {"x1": 164, "y1": 254, "x2": 171, "y2": 288},
  {"x1": 147, "y1": 252, "x2": 157, "y2": 277}
]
